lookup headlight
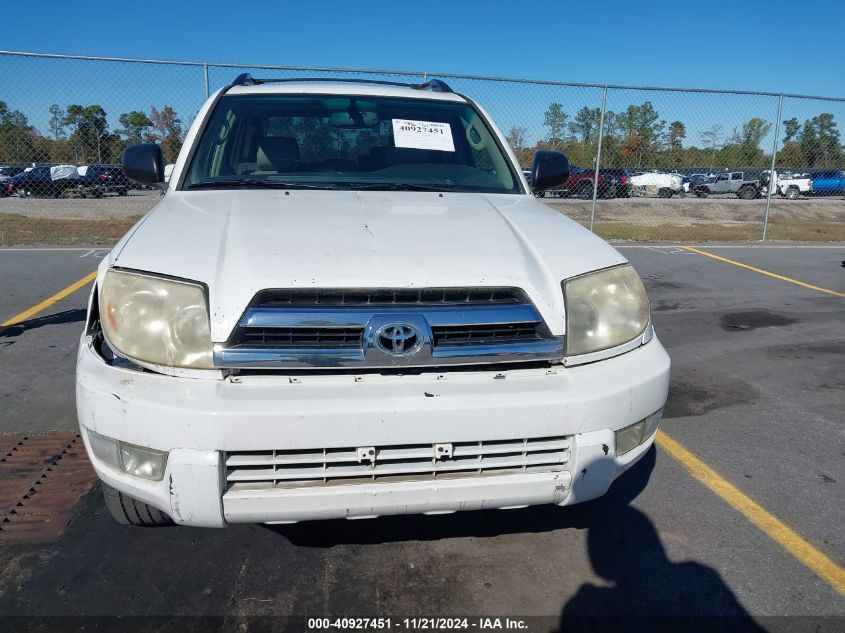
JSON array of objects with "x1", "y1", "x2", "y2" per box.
[
  {"x1": 99, "y1": 268, "x2": 213, "y2": 369},
  {"x1": 564, "y1": 264, "x2": 650, "y2": 356}
]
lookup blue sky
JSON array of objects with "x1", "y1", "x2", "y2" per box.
[
  {"x1": 1, "y1": 0, "x2": 843, "y2": 155},
  {"x1": 3, "y1": 0, "x2": 843, "y2": 96}
]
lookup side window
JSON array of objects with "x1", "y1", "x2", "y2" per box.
[
  {"x1": 731, "y1": 173, "x2": 743, "y2": 180},
  {"x1": 717, "y1": 174, "x2": 728, "y2": 182}
]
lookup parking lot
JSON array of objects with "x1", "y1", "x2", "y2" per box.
[{"x1": 0, "y1": 243, "x2": 843, "y2": 630}]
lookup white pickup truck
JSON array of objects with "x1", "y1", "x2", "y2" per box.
[
  {"x1": 77, "y1": 75, "x2": 669, "y2": 528},
  {"x1": 761, "y1": 170, "x2": 812, "y2": 199}
]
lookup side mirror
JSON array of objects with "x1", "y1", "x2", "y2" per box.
[
  {"x1": 122, "y1": 143, "x2": 165, "y2": 188},
  {"x1": 531, "y1": 150, "x2": 570, "y2": 192}
]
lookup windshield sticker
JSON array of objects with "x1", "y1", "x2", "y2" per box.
[{"x1": 392, "y1": 119, "x2": 455, "y2": 152}]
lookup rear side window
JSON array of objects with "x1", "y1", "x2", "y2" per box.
[{"x1": 731, "y1": 173, "x2": 743, "y2": 180}]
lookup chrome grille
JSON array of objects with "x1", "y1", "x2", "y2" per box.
[
  {"x1": 225, "y1": 436, "x2": 571, "y2": 490},
  {"x1": 215, "y1": 286, "x2": 565, "y2": 369}
]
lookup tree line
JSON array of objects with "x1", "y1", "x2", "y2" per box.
[
  {"x1": 506, "y1": 102, "x2": 844, "y2": 171},
  {"x1": 0, "y1": 101, "x2": 185, "y2": 165},
  {"x1": 1, "y1": 97, "x2": 842, "y2": 173}
]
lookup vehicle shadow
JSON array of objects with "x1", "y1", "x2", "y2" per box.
[
  {"x1": 271, "y1": 448, "x2": 761, "y2": 630},
  {"x1": 0, "y1": 308, "x2": 86, "y2": 340},
  {"x1": 269, "y1": 446, "x2": 657, "y2": 546},
  {"x1": 555, "y1": 463, "x2": 765, "y2": 632}
]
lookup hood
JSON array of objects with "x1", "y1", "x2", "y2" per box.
[{"x1": 112, "y1": 191, "x2": 626, "y2": 341}]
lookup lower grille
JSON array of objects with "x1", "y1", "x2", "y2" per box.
[{"x1": 225, "y1": 436, "x2": 570, "y2": 490}]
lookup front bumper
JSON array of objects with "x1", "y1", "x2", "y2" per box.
[{"x1": 76, "y1": 336, "x2": 670, "y2": 527}]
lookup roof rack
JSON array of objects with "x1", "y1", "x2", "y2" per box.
[{"x1": 230, "y1": 73, "x2": 453, "y2": 93}]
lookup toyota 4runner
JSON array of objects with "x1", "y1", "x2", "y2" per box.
[{"x1": 77, "y1": 75, "x2": 670, "y2": 527}]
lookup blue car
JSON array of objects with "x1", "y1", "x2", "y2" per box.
[{"x1": 809, "y1": 169, "x2": 845, "y2": 195}]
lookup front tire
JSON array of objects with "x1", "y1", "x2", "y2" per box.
[
  {"x1": 738, "y1": 186, "x2": 757, "y2": 200},
  {"x1": 576, "y1": 183, "x2": 593, "y2": 199},
  {"x1": 785, "y1": 187, "x2": 800, "y2": 200},
  {"x1": 657, "y1": 187, "x2": 672, "y2": 198},
  {"x1": 102, "y1": 483, "x2": 173, "y2": 526}
]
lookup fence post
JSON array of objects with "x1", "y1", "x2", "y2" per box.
[
  {"x1": 590, "y1": 86, "x2": 609, "y2": 233},
  {"x1": 204, "y1": 62, "x2": 210, "y2": 99},
  {"x1": 762, "y1": 94, "x2": 783, "y2": 241}
]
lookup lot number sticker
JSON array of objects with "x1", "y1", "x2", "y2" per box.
[{"x1": 392, "y1": 119, "x2": 455, "y2": 152}]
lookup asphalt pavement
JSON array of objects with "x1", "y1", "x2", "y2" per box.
[{"x1": 0, "y1": 244, "x2": 843, "y2": 631}]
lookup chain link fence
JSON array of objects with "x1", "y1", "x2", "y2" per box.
[{"x1": 1, "y1": 50, "x2": 844, "y2": 241}]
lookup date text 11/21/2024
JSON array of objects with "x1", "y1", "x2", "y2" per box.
[{"x1": 306, "y1": 617, "x2": 530, "y2": 630}]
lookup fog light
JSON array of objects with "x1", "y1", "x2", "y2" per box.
[
  {"x1": 615, "y1": 408, "x2": 663, "y2": 456},
  {"x1": 87, "y1": 430, "x2": 121, "y2": 470},
  {"x1": 86, "y1": 430, "x2": 167, "y2": 481},
  {"x1": 120, "y1": 443, "x2": 167, "y2": 480},
  {"x1": 615, "y1": 420, "x2": 645, "y2": 456},
  {"x1": 643, "y1": 408, "x2": 663, "y2": 440}
]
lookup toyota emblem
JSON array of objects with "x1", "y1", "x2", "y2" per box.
[{"x1": 375, "y1": 323, "x2": 423, "y2": 356}]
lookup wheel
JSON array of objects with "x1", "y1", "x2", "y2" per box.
[
  {"x1": 696, "y1": 188, "x2": 709, "y2": 198},
  {"x1": 102, "y1": 483, "x2": 173, "y2": 526},
  {"x1": 576, "y1": 183, "x2": 593, "y2": 199},
  {"x1": 657, "y1": 187, "x2": 672, "y2": 198},
  {"x1": 738, "y1": 186, "x2": 757, "y2": 200},
  {"x1": 93, "y1": 187, "x2": 104, "y2": 199},
  {"x1": 16, "y1": 188, "x2": 27, "y2": 198},
  {"x1": 785, "y1": 187, "x2": 800, "y2": 200},
  {"x1": 118, "y1": 188, "x2": 128, "y2": 196}
]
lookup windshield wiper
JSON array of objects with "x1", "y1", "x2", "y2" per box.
[
  {"x1": 353, "y1": 182, "x2": 465, "y2": 192},
  {"x1": 187, "y1": 179, "x2": 339, "y2": 190}
]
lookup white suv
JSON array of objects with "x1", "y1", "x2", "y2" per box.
[{"x1": 77, "y1": 75, "x2": 670, "y2": 527}]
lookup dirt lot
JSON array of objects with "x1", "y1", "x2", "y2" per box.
[
  {"x1": 546, "y1": 196, "x2": 845, "y2": 241},
  {"x1": 1, "y1": 191, "x2": 844, "y2": 244}
]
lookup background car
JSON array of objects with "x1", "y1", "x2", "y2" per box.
[
  {"x1": 0, "y1": 165, "x2": 27, "y2": 197},
  {"x1": 629, "y1": 171, "x2": 684, "y2": 197},
  {"x1": 536, "y1": 166, "x2": 627, "y2": 199},
  {"x1": 809, "y1": 169, "x2": 845, "y2": 195},
  {"x1": 77, "y1": 164, "x2": 131, "y2": 197},
  {"x1": 7, "y1": 165, "x2": 79, "y2": 198}
]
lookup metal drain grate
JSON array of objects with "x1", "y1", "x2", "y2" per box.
[{"x1": 0, "y1": 432, "x2": 97, "y2": 543}]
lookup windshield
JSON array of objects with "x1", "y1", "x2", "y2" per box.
[{"x1": 182, "y1": 94, "x2": 520, "y2": 193}]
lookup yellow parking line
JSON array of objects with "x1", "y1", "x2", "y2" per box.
[
  {"x1": 656, "y1": 431, "x2": 845, "y2": 597},
  {"x1": 682, "y1": 246, "x2": 845, "y2": 298},
  {"x1": 1, "y1": 271, "x2": 97, "y2": 327}
]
